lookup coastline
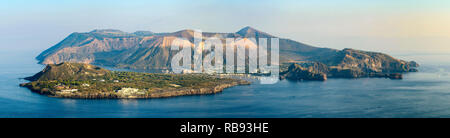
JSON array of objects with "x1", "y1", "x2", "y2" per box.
[
  {"x1": 20, "y1": 79, "x2": 250, "y2": 99},
  {"x1": 18, "y1": 62, "x2": 251, "y2": 99}
]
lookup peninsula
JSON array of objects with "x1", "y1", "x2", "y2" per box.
[
  {"x1": 20, "y1": 62, "x2": 250, "y2": 98},
  {"x1": 35, "y1": 27, "x2": 419, "y2": 81}
]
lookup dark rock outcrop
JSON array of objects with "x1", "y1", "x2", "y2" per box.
[
  {"x1": 280, "y1": 63, "x2": 328, "y2": 81},
  {"x1": 35, "y1": 27, "x2": 338, "y2": 70}
]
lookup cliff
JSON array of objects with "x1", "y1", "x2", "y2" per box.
[
  {"x1": 35, "y1": 27, "x2": 339, "y2": 69},
  {"x1": 319, "y1": 48, "x2": 418, "y2": 73}
]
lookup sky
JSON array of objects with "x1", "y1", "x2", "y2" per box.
[{"x1": 1, "y1": 0, "x2": 450, "y2": 55}]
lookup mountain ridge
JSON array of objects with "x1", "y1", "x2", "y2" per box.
[{"x1": 36, "y1": 26, "x2": 418, "y2": 76}]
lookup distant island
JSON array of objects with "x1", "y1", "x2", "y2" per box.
[{"x1": 20, "y1": 62, "x2": 250, "y2": 98}]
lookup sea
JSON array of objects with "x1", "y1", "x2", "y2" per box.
[{"x1": 1, "y1": 49, "x2": 450, "y2": 118}]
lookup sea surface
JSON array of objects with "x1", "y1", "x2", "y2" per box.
[{"x1": 1, "y1": 50, "x2": 450, "y2": 118}]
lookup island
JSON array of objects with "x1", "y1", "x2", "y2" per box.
[
  {"x1": 20, "y1": 62, "x2": 250, "y2": 98},
  {"x1": 34, "y1": 27, "x2": 418, "y2": 81}
]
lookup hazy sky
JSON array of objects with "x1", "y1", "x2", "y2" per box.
[{"x1": 1, "y1": 0, "x2": 450, "y2": 54}]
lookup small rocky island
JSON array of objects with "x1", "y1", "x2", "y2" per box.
[{"x1": 20, "y1": 62, "x2": 250, "y2": 98}]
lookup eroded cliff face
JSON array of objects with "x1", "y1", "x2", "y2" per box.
[
  {"x1": 281, "y1": 50, "x2": 419, "y2": 80},
  {"x1": 36, "y1": 27, "x2": 339, "y2": 70}
]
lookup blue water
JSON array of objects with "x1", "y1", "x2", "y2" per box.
[{"x1": 1, "y1": 50, "x2": 450, "y2": 118}]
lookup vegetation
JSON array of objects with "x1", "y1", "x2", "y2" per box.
[{"x1": 20, "y1": 62, "x2": 249, "y2": 98}]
